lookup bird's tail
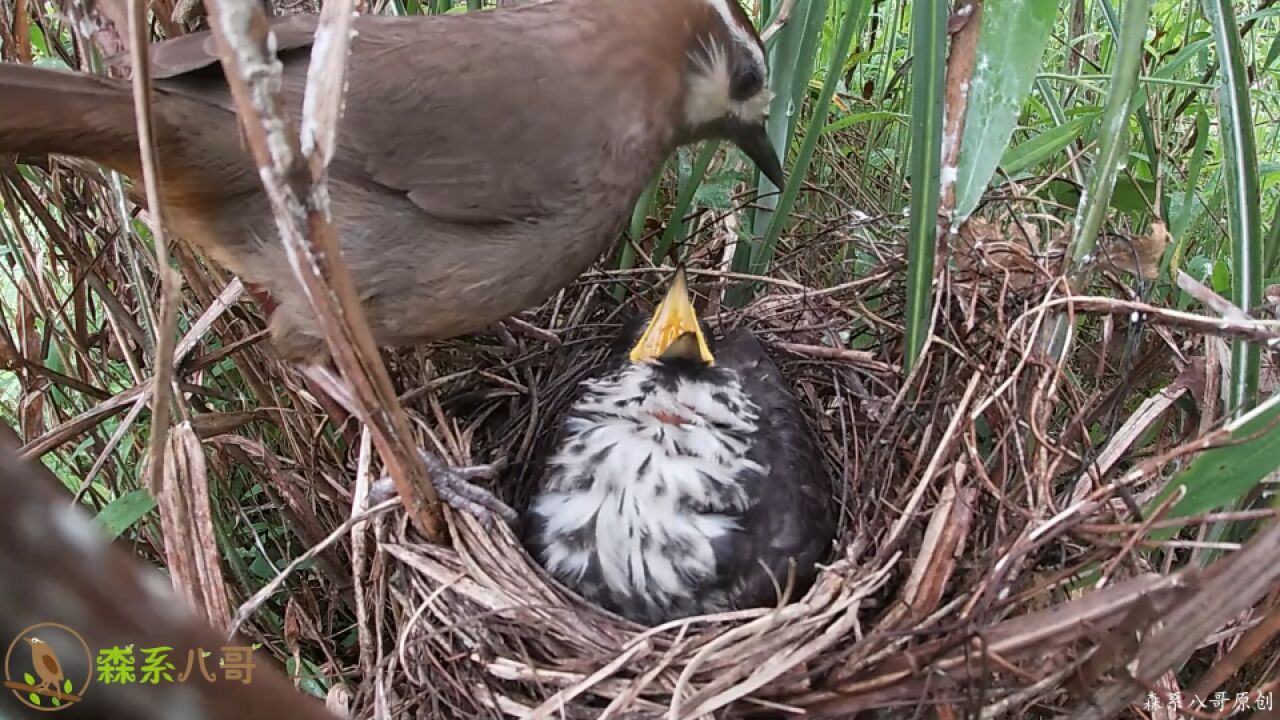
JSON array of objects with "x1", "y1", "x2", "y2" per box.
[{"x1": 0, "y1": 63, "x2": 141, "y2": 173}]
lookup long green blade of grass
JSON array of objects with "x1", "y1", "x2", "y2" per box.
[
  {"x1": 997, "y1": 112, "x2": 1099, "y2": 178},
  {"x1": 902, "y1": 0, "x2": 947, "y2": 373},
  {"x1": 653, "y1": 142, "x2": 720, "y2": 265},
  {"x1": 1205, "y1": 0, "x2": 1264, "y2": 412},
  {"x1": 953, "y1": 0, "x2": 1064, "y2": 224},
  {"x1": 612, "y1": 171, "x2": 663, "y2": 302},
  {"x1": 728, "y1": 0, "x2": 829, "y2": 307},
  {"x1": 1039, "y1": 0, "x2": 1152, "y2": 360},
  {"x1": 784, "y1": 1, "x2": 833, "y2": 150},
  {"x1": 746, "y1": 0, "x2": 817, "y2": 239},
  {"x1": 1265, "y1": 199, "x2": 1280, "y2": 275},
  {"x1": 1099, "y1": 0, "x2": 1168, "y2": 221},
  {"x1": 750, "y1": 0, "x2": 866, "y2": 280},
  {"x1": 1146, "y1": 391, "x2": 1280, "y2": 539}
]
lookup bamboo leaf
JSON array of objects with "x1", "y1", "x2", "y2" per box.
[
  {"x1": 1205, "y1": 0, "x2": 1264, "y2": 412},
  {"x1": 953, "y1": 0, "x2": 1064, "y2": 223},
  {"x1": 1147, "y1": 393, "x2": 1280, "y2": 539},
  {"x1": 997, "y1": 112, "x2": 1099, "y2": 178},
  {"x1": 902, "y1": 0, "x2": 947, "y2": 372},
  {"x1": 94, "y1": 488, "x2": 157, "y2": 539}
]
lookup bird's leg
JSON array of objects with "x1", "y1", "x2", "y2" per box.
[
  {"x1": 369, "y1": 450, "x2": 517, "y2": 526},
  {"x1": 298, "y1": 364, "x2": 517, "y2": 527}
]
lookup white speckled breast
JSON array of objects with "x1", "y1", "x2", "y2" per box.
[{"x1": 527, "y1": 361, "x2": 766, "y2": 623}]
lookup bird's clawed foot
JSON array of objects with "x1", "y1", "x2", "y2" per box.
[{"x1": 369, "y1": 449, "x2": 517, "y2": 527}]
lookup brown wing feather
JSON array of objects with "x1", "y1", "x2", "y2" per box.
[
  {"x1": 317, "y1": 9, "x2": 647, "y2": 227},
  {"x1": 149, "y1": 14, "x2": 322, "y2": 79},
  {"x1": 144, "y1": 5, "x2": 674, "y2": 228},
  {"x1": 41, "y1": 651, "x2": 61, "y2": 677}
]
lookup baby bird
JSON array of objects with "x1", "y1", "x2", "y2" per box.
[{"x1": 524, "y1": 269, "x2": 835, "y2": 625}]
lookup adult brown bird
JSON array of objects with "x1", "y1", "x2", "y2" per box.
[
  {"x1": 523, "y1": 269, "x2": 836, "y2": 625},
  {"x1": 0, "y1": 0, "x2": 785, "y2": 521},
  {"x1": 23, "y1": 637, "x2": 65, "y2": 694}
]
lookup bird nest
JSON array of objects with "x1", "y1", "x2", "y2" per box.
[
  {"x1": 305, "y1": 216, "x2": 1273, "y2": 719},
  {"x1": 361, "y1": 264, "x2": 901, "y2": 719}
]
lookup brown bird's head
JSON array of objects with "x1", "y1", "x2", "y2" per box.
[{"x1": 669, "y1": 0, "x2": 785, "y2": 188}]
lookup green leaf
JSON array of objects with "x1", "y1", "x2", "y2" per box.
[
  {"x1": 1212, "y1": 258, "x2": 1232, "y2": 294},
  {"x1": 1205, "y1": 0, "x2": 1264, "y2": 412},
  {"x1": 1038, "y1": 0, "x2": 1152, "y2": 359},
  {"x1": 612, "y1": 168, "x2": 662, "y2": 301},
  {"x1": 63, "y1": 679, "x2": 72, "y2": 693},
  {"x1": 1172, "y1": 110, "x2": 1211, "y2": 240},
  {"x1": 821, "y1": 111, "x2": 908, "y2": 134},
  {"x1": 953, "y1": 0, "x2": 1064, "y2": 222},
  {"x1": 731, "y1": 0, "x2": 868, "y2": 305},
  {"x1": 1148, "y1": 393, "x2": 1280, "y2": 538},
  {"x1": 29, "y1": 692, "x2": 41, "y2": 706},
  {"x1": 903, "y1": 0, "x2": 948, "y2": 373},
  {"x1": 24, "y1": 673, "x2": 35, "y2": 686},
  {"x1": 1263, "y1": 25, "x2": 1280, "y2": 73},
  {"x1": 998, "y1": 113, "x2": 1099, "y2": 177},
  {"x1": 94, "y1": 489, "x2": 157, "y2": 539},
  {"x1": 694, "y1": 167, "x2": 748, "y2": 210},
  {"x1": 654, "y1": 141, "x2": 719, "y2": 263}
]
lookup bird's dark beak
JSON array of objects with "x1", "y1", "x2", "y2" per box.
[
  {"x1": 733, "y1": 122, "x2": 786, "y2": 190},
  {"x1": 630, "y1": 268, "x2": 715, "y2": 366}
]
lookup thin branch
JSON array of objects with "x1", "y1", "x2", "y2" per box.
[
  {"x1": 127, "y1": 0, "x2": 186, "y2": 521},
  {"x1": 759, "y1": 0, "x2": 799, "y2": 43},
  {"x1": 196, "y1": 0, "x2": 448, "y2": 542}
]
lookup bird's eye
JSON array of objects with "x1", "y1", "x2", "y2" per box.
[{"x1": 730, "y1": 63, "x2": 764, "y2": 101}]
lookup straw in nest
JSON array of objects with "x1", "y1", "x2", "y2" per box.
[{"x1": 232, "y1": 229, "x2": 1280, "y2": 720}]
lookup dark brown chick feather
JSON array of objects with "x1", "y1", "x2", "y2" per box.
[
  {"x1": 0, "y1": 0, "x2": 741, "y2": 362},
  {"x1": 707, "y1": 329, "x2": 836, "y2": 610},
  {"x1": 525, "y1": 319, "x2": 835, "y2": 623}
]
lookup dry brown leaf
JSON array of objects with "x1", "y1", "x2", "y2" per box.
[
  {"x1": 1100, "y1": 219, "x2": 1169, "y2": 280},
  {"x1": 955, "y1": 216, "x2": 1044, "y2": 290},
  {"x1": 157, "y1": 422, "x2": 234, "y2": 632},
  {"x1": 189, "y1": 409, "x2": 270, "y2": 438},
  {"x1": 0, "y1": 333, "x2": 16, "y2": 371}
]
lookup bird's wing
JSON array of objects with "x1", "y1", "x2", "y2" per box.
[
  {"x1": 147, "y1": 11, "x2": 614, "y2": 227},
  {"x1": 40, "y1": 652, "x2": 61, "y2": 677},
  {"x1": 148, "y1": 14, "x2": 321, "y2": 79},
  {"x1": 326, "y1": 12, "x2": 603, "y2": 226},
  {"x1": 711, "y1": 329, "x2": 837, "y2": 606}
]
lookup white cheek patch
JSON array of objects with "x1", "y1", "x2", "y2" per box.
[
  {"x1": 736, "y1": 88, "x2": 773, "y2": 124},
  {"x1": 684, "y1": 44, "x2": 773, "y2": 127},
  {"x1": 685, "y1": 40, "x2": 733, "y2": 126},
  {"x1": 684, "y1": 2, "x2": 773, "y2": 128},
  {"x1": 701, "y1": 0, "x2": 766, "y2": 67}
]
